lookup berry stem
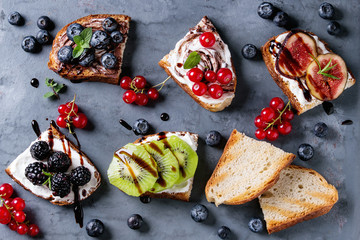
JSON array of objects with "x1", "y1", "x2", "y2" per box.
[
  {"x1": 153, "y1": 76, "x2": 171, "y2": 91},
  {"x1": 264, "y1": 101, "x2": 291, "y2": 131}
]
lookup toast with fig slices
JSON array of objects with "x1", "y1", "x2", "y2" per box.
[
  {"x1": 159, "y1": 16, "x2": 237, "y2": 112},
  {"x1": 48, "y1": 14, "x2": 130, "y2": 85},
  {"x1": 261, "y1": 30, "x2": 356, "y2": 115}
]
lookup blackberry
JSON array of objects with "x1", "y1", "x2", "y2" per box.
[
  {"x1": 51, "y1": 172, "x2": 71, "y2": 198},
  {"x1": 30, "y1": 141, "x2": 50, "y2": 160},
  {"x1": 25, "y1": 162, "x2": 48, "y2": 185},
  {"x1": 48, "y1": 151, "x2": 71, "y2": 172},
  {"x1": 70, "y1": 166, "x2": 91, "y2": 186}
]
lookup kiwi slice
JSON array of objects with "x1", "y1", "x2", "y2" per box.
[
  {"x1": 143, "y1": 140, "x2": 180, "y2": 192},
  {"x1": 161, "y1": 135, "x2": 198, "y2": 184},
  {"x1": 107, "y1": 143, "x2": 158, "y2": 197}
]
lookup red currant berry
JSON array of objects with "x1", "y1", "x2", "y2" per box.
[
  {"x1": 11, "y1": 198, "x2": 25, "y2": 211},
  {"x1": 261, "y1": 107, "x2": 276, "y2": 122},
  {"x1": 57, "y1": 104, "x2": 67, "y2": 115},
  {"x1": 120, "y1": 76, "x2": 132, "y2": 90},
  {"x1": 147, "y1": 88, "x2": 159, "y2": 100},
  {"x1": 0, "y1": 207, "x2": 11, "y2": 225},
  {"x1": 204, "y1": 70, "x2": 217, "y2": 82},
  {"x1": 13, "y1": 210, "x2": 26, "y2": 223},
  {"x1": 4, "y1": 198, "x2": 13, "y2": 209},
  {"x1": 192, "y1": 82, "x2": 207, "y2": 96},
  {"x1": 8, "y1": 220, "x2": 17, "y2": 231},
  {"x1": 56, "y1": 115, "x2": 68, "y2": 128},
  {"x1": 269, "y1": 97, "x2": 285, "y2": 111},
  {"x1": 278, "y1": 121, "x2": 292, "y2": 135},
  {"x1": 65, "y1": 102, "x2": 78, "y2": 116},
  {"x1": 0, "y1": 183, "x2": 13, "y2": 199},
  {"x1": 283, "y1": 109, "x2": 294, "y2": 121},
  {"x1": 73, "y1": 113, "x2": 88, "y2": 129},
  {"x1": 187, "y1": 68, "x2": 203, "y2": 82},
  {"x1": 254, "y1": 115, "x2": 267, "y2": 129},
  {"x1": 208, "y1": 84, "x2": 223, "y2": 99},
  {"x1": 28, "y1": 224, "x2": 40, "y2": 237},
  {"x1": 123, "y1": 90, "x2": 137, "y2": 104},
  {"x1": 217, "y1": 68, "x2": 233, "y2": 84},
  {"x1": 135, "y1": 93, "x2": 149, "y2": 106},
  {"x1": 255, "y1": 129, "x2": 266, "y2": 140},
  {"x1": 17, "y1": 223, "x2": 29, "y2": 235},
  {"x1": 199, "y1": 32, "x2": 216, "y2": 48},
  {"x1": 133, "y1": 76, "x2": 147, "y2": 89},
  {"x1": 266, "y1": 128, "x2": 279, "y2": 141}
]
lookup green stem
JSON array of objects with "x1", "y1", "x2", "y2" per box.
[{"x1": 264, "y1": 101, "x2": 291, "y2": 131}]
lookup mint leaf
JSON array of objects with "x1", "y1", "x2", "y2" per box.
[
  {"x1": 183, "y1": 51, "x2": 201, "y2": 69},
  {"x1": 53, "y1": 83, "x2": 65, "y2": 93},
  {"x1": 45, "y1": 78, "x2": 52, "y2": 87},
  {"x1": 44, "y1": 92, "x2": 55, "y2": 98},
  {"x1": 72, "y1": 45, "x2": 84, "y2": 58},
  {"x1": 82, "y1": 43, "x2": 90, "y2": 49},
  {"x1": 80, "y1": 27, "x2": 92, "y2": 44},
  {"x1": 73, "y1": 35, "x2": 82, "y2": 45}
]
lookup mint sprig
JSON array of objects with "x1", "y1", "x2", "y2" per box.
[
  {"x1": 44, "y1": 78, "x2": 66, "y2": 99},
  {"x1": 183, "y1": 51, "x2": 201, "y2": 69},
  {"x1": 309, "y1": 54, "x2": 340, "y2": 80},
  {"x1": 72, "y1": 27, "x2": 92, "y2": 58},
  {"x1": 42, "y1": 170, "x2": 53, "y2": 190}
]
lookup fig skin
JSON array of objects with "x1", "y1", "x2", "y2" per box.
[{"x1": 305, "y1": 53, "x2": 348, "y2": 101}]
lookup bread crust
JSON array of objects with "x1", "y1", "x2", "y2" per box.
[{"x1": 48, "y1": 14, "x2": 131, "y2": 85}]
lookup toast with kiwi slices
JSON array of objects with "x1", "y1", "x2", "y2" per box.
[{"x1": 107, "y1": 131, "x2": 198, "y2": 201}]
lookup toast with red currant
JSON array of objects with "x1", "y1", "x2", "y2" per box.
[{"x1": 159, "y1": 16, "x2": 237, "y2": 112}]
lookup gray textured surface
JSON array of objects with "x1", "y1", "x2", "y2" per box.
[{"x1": 0, "y1": 0, "x2": 359, "y2": 239}]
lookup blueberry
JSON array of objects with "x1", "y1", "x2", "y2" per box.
[
  {"x1": 101, "y1": 53, "x2": 117, "y2": 69},
  {"x1": 313, "y1": 122, "x2": 328, "y2": 138},
  {"x1": 319, "y1": 2, "x2": 335, "y2": 19},
  {"x1": 127, "y1": 214, "x2": 143, "y2": 230},
  {"x1": 140, "y1": 195, "x2": 151, "y2": 204},
  {"x1": 327, "y1": 21, "x2": 341, "y2": 35},
  {"x1": 58, "y1": 46, "x2": 73, "y2": 63},
  {"x1": 102, "y1": 17, "x2": 118, "y2": 32},
  {"x1": 206, "y1": 131, "x2": 222, "y2": 146},
  {"x1": 190, "y1": 204, "x2": 208, "y2": 222},
  {"x1": 37, "y1": 16, "x2": 53, "y2": 30},
  {"x1": 90, "y1": 30, "x2": 110, "y2": 49},
  {"x1": 257, "y1": 2, "x2": 276, "y2": 19},
  {"x1": 248, "y1": 217, "x2": 264, "y2": 233},
  {"x1": 111, "y1": 31, "x2": 123, "y2": 43},
  {"x1": 297, "y1": 143, "x2": 314, "y2": 161},
  {"x1": 66, "y1": 23, "x2": 84, "y2": 41},
  {"x1": 273, "y1": 11, "x2": 289, "y2": 27},
  {"x1": 78, "y1": 48, "x2": 95, "y2": 67},
  {"x1": 217, "y1": 226, "x2": 231, "y2": 239},
  {"x1": 86, "y1": 219, "x2": 104, "y2": 237},
  {"x1": 21, "y1": 36, "x2": 40, "y2": 53},
  {"x1": 242, "y1": 44, "x2": 258, "y2": 59},
  {"x1": 133, "y1": 119, "x2": 150, "y2": 135},
  {"x1": 36, "y1": 30, "x2": 52, "y2": 45},
  {"x1": 8, "y1": 11, "x2": 24, "y2": 26}
]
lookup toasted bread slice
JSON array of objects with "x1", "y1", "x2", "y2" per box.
[
  {"x1": 159, "y1": 16, "x2": 237, "y2": 112},
  {"x1": 259, "y1": 165, "x2": 338, "y2": 234},
  {"x1": 133, "y1": 131, "x2": 198, "y2": 202},
  {"x1": 262, "y1": 30, "x2": 356, "y2": 115},
  {"x1": 5, "y1": 124, "x2": 101, "y2": 206},
  {"x1": 205, "y1": 130, "x2": 295, "y2": 206},
  {"x1": 48, "y1": 14, "x2": 130, "y2": 85}
]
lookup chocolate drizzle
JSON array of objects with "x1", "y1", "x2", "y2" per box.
[
  {"x1": 73, "y1": 185, "x2": 83, "y2": 228},
  {"x1": 31, "y1": 120, "x2": 41, "y2": 137},
  {"x1": 119, "y1": 119, "x2": 132, "y2": 131}
]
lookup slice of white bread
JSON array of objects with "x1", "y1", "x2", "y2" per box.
[
  {"x1": 259, "y1": 165, "x2": 338, "y2": 234},
  {"x1": 205, "y1": 130, "x2": 295, "y2": 206}
]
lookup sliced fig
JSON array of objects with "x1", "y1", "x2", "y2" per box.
[
  {"x1": 305, "y1": 53, "x2": 348, "y2": 101},
  {"x1": 278, "y1": 32, "x2": 317, "y2": 78}
]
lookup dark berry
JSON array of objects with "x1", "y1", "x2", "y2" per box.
[
  {"x1": 90, "y1": 30, "x2": 110, "y2": 49},
  {"x1": 30, "y1": 141, "x2": 50, "y2": 160},
  {"x1": 36, "y1": 30, "x2": 52, "y2": 45},
  {"x1": 273, "y1": 11, "x2": 289, "y2": 27},
  {"x1": 327, "y1": 21, "x2": 341, "y2": 35},
  {"x1": 206, "y1": 131, "x2": 222, "y2": 146},
  {"x1": 58, "y1": 46, "x2": 73, "y2": 63},
  {"x1": 248, "y1": 217, "x2": 264, "y2": 233},
  {"x1": 102, "y1": 17, "x2": 118, "y2": 32},
  {"x1": 140, "y1": 195, "x2": 151, "y2": 204},
  {"x1": 86, "y1": 219, "x2": 105, "y2": 237},
  {"x1": 111, "y1": 31, "x2": 123, "y2": 43},
  {"x1": 51, "y1": 172, "x2": 71, "y2": 198},
  {"x1": 78, "y1": 48, "x2": 95, "y2": 67},
  {"x1": 127, "y1": 214, "x2": 143, "y2": 230},
  {"x1": 101, "y1": 53, "x2": 117, "y2": 69},
  {"x1": 313, "y1": 122, "x2": 328, "y2": 138},
  {"x1": 242, "y1": 44, "x2": 258, "y2": 59},
  {"x1": 8, "y1": 12, "x2": 24, "y2": 26},
  {"x1": 66, "y1": 23, "x2": 84, "y2": 41},
  {"x1": 319, "y1": 2, "x2": 335, "y2": 19},
  {"x1": 190, "y1": 204, "x2": 208, "y2": 222},
  {"x1": 133, "y1": 119, "x2": 150, "y2": 135},
  {"x1": 48, "y1": 151, "x2": 71, "y2": 172},
  {"x1": 70, "y1": 166, "x2": 91, "y2": 186},
  {"x1": 25, "y1": 162, "x2": 48, "y2": 185},
  {"x1": 37, "y1": 16, "x2": 53, "y2": 30},
  {"x1": 217, "y1": 226, "x2": 231, "y2": 239},
  {"x1": 257, "y1": 2, "x2": 276, "y2": 19},
  {"x1": 297, "y1": 143, "x2": 314, "y2": 161},
  {"x1": 21, "y1": 36, "x2": 40, "y2": 53}
]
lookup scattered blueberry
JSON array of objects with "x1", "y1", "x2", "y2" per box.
[
  {"x1": 242, "y1": 44, "x2": 258, "y2": 59},
  {"x1": 101, "y1": 53, "x2": 117, "y2": 69},
  {"x1": 257, "y1": 2, "x2": 276, "y2": 19},
  {"x1": 37, "y1": 16, "x2": 53, "y2": 30},
  {"x1": 58, "y1": 46, "x2": 73, "y2": 63},
  {"x1": 297, "y1": 143, "x2": 314, "y2": 161},
  {"x1": 90, "y1": 30, "x2": 110, "y2": 49},
  {"x1": 273, "y1": 11, "x2": 289, "y2": 27},
  {"x1": 111, "y1": 31, "x2": 123, "y2": 43},
  {"x1": 102, "y1": 17, "x2": 118, "y2": 32},
  {"x1": 127, "y1": 214, "x2": 143, "y2": 230},
  {"x1": 217, "y1": 226, "x2": 231, "y2": 239},
  {"x1": 140, "y1": 195, "x2": 151, "y2": 204},
  {"x1": 66, "y1": 23, "x2": 84, "y2": 41},
  {"x1": 21, "y1": 36, "x2": 40, "y2": 53},
  {"x1": 36, "y1": 30, "x2": 52, "y2": 45},
  {"x1": 313, "y1": 122, "x2": 328, "y2": 138},
  {"x1": 190, "y1": 204, "x2": 208, "y2": 222},
  {"x1": 319, "y1": 2, "x2": 335, "y2": 19},
  {"x1": 133, "y1": 119, "x2": 150, "y2": 135},
  {"x1": 248, "y1": 217, "x2": 264, "y2": 233},
  {"x1": 327, "y1": 21, "x2": 341, "y2": 35},
  {"x1": 78, "y1": 48, "x2": 95, "y2": 67},
  {"x1": 86, "y1": 219, "x2": 105, "y2": 237},
  {"x1": 8, "y1": 11, "x2": 24, "y2": 26},
  {"x1": 206, "y1": 131, "x2": 222, "y2": 146},
  {"x1": 30, "y1": 141, "x2": 50, "y2": 160}
]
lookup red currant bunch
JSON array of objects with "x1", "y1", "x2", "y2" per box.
[
  {"x1": 57, "y1": 95, "x2": 88, "y2": 130},
  {"x1": 254, "y1": 97, "x2": 295, "y2": 141},
  {"x1": 0, "y1": 183, "x2": 40, "y2": 237}
]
